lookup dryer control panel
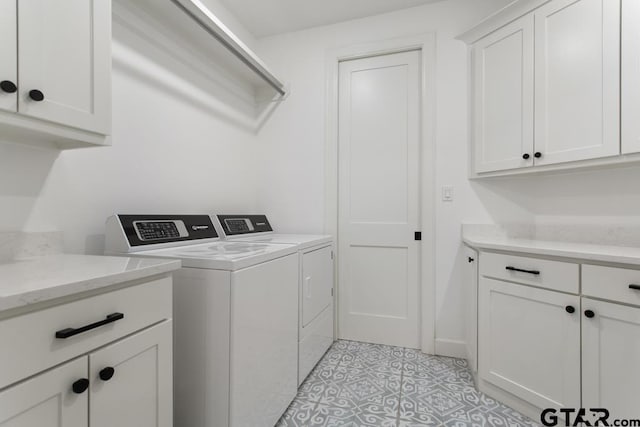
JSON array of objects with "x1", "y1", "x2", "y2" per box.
[
  {"x1": 217, "y1": 215, "x2": 273, "y2": 236},
  {"x1": 117, "y1": 214, "x2": 218, "y2": 247}
]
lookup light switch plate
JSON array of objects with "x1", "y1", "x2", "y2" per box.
[{"x1": 442, "y1": 186, "x2": 454, "y2": 202}]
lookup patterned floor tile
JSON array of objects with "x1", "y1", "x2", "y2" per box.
[{"x1": 278, "y1": 340, "x2": 540, "y2": 427}]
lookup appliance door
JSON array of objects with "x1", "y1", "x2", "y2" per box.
[{"x1": 301, "y1": 245, "x2": 334, "y2": 327}]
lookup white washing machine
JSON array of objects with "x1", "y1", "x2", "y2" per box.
[
  {"x1": 105, "y1": 214, "x2": 299, "y2": 427},
  {"x1": 215, "y1": 215, "x2": 335, "y2": 385}
]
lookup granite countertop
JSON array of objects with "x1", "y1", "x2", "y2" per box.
[
  {"x1": 463, "y1": 232, "x2": 640, "y2": 266},
  {"x1": 0, "y1": 254, "x2": 181, "y2": 312}
]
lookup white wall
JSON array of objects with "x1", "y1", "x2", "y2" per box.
[
  {"x1": 0, "y1": 1, "x2": 261, "y2": 254},
  {"x1": 253, "y1": 0, "x2": 534, "y2": 355}
]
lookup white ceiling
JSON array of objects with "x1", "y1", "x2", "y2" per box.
[{"x1": 217, "y1": 0, "x2": 444, "y2": 37}]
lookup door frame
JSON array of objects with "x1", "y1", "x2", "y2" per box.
[{"x1": 324, "y1": 33, "x2": 436, "y2": 354}]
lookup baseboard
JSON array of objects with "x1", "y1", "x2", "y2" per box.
[{"x1": 434, "y1": 338, "x2": 467, "y2": 359}]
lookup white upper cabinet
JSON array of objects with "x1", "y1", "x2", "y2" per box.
[
  {"x1": 0, "y1": 0, "x2": 17, "y2": 113},
  {"x1": 473, "y1": 15, "x2": 534, "y2": 173},
  {"x1": 17, "y1": 0, "x2": 111, "y2": 135},
  {"x1": 460, "y1": 0, "x2": 624, "y2": 175},
  {"x1": 534, "y1": 0, "x2": 620, "y2": 166},
  {"x1": 622, "y1": 0, "x2": 640, "y2": 154}
]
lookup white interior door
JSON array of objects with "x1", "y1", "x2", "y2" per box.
[
  {"x1": 0, "y1": 0, "x2": 17, "y2": 113},
  {"x1": 338, "y1": 50, "x2": 421, "y2": 349}
]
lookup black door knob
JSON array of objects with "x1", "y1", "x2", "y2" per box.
[
  {"x1": 565, "y1": 305, "x2": 575, "y2": 314},
  {"x1": 99, "y1": 367, "x2": 115, "y2": 381},
  {"x1": 468, "y1": 257, "x2": 475, "y2": 263},
  {"x1": 0, "y1": 80, "x2": 17, "y2": 93},
  {"x1": 28, "y1": 89, "x2": 44, "y2": 101},
  {"x1": 534, "y1": 152, "x2": 542, "y2": 158},
  {"x1": 72, "y1": 378, "x2": 90, "y2": 394},
  {"x1": 585, "y1": 309, "x2": 595, "y2": 318},
  {"x1": 522, "y1": 153, "x2": 530, "y2": 160}
]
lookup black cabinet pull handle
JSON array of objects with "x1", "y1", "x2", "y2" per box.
[
  {"x1": 28, "y1": 89, "x2": 44, "y2": 101},
  {"x1": 629, "y1": 284, "x2": 640, "y2": 291},
  {"x1": 565, "y1": 305, "x2": 575, "y2": 314},
  {"x1": 72, "y1": 378, "x2": 90, "y2": 394},
  {"x1": 534, "y1": 152, "x2": 542, "y2": 158},
  {"x1": 99, "y1": 367, "x2": 115, "y2": 381},
  {"x1": 522, "y1": 153, "x2": 530, "y2": 160},
  {"x1": 585, "y1": 309, "x2": 595, "y2": 318},
  {"x1": 505, "y1": 266, "x2": 540, "y2": 275},
  {"x1": 468, "y1": 257, "x2": 475, "y2": 263},
  {"x1": 0, "y1": 80, "x2": 17, "y2": 93},
  {"x1": 55, "y1": 312, "x2": 124, "y2": 339}
]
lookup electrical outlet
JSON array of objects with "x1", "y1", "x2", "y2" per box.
[{"x1": 442, "y1": 186, "x2": 454, "y2": 202}]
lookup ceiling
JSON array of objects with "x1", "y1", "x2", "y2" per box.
[{"x1": 217, "y1": 0, "x2": 445, "y2": 37}]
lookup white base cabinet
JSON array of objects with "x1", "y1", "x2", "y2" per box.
[
  {"x1": 0, "y1": 276, "x2": 173, "y2": 427},
  {"x1": 479, "y1": 278, "x2": 580, "y2": 410},
  {"x1": 0, "y1": 358, "x2": 88, "y2": 427},
  {"x1": 470, "y1": 250, "x2": 640, "y2": 421},
  {"x1": 582, "y1": 298, "x2": 640, "y2": 419}
]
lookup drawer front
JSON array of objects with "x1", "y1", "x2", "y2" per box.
[
  {"x1": 480, "y1": 252, "x2": 579, "y2": 294},
  {"x1": 0, "y1": 276, "x2": 171, "y2": 390},
  {"x1": 582, "y1": 264, "x2": 640, "y2": 306}
]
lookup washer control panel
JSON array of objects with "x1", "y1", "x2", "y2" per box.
[
  {"x1": 118, "y1": 215, "x2": 218, "y2": 247},
  {"x1": 217, "y1": 215, "x2": 273, "y2": 236}
]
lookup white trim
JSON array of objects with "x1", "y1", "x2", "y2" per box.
[
  {"x1": 435, "y1": 338, "x2": 467, "y2": 359},
  {"x1": 324, "y1": 33, "x2": 437, "y2": 355}
]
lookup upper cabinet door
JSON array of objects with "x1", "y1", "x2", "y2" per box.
[
  {"x1": 17, "y1": 0, "x2": 111, "y2": 134},
  {"x1": 473, "y1": 15, "x2": 534, "y2": 173},
  {"x1": 534, "y1": 0, "x2": 620, "y2": 166},
  {"x1": 0, "y1": 357, "x2": 88, "y2": 427},
  {"x1": 582, "y1": 299, "x2": 640, "y2": 419},
  {"x1": 89, "y1": 321, "x2": 173, "y2": 427},
  {"x1": 0, "y1": 0, "x2": 17, "y2": 113},
  {"x1": 622, "y1": 0, "x2": 640, "y2": 154}
]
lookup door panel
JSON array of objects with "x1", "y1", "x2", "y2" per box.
[
  {"x1": 18, "y1": 0, "x2": 110, "y2": 133},
  {"x1": 473, "y1": 15, "x2": 534, "y2": 173},
  {"x1": 534, "y1": 0, "x2": 620, "y2": 165},
  {"x1": 582, "y1": 298, "x2": 640, "y2": 419},
  {"x1": 0, "y1": 358, "x2": 87, "y2": 427},
  {"x1": 622, "y1": 0, "x2": 640, "y2": 154},
  {"x1": 89, "y1": 321, "x2": 173, "y2": 427},
  {"x1": 338, "y1": 50, "x2": 421, "y2": 348},
  {"x1": 0, "y1": 0, "x2": 17, "y2": 112},
  {"x1": 479, "y1": 278, "x2": 581, "y2": 410}
]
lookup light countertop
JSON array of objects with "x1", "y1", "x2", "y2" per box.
[
  {"x1": 0, "y1": 254, "x2": 181, "y2": 312},
  {"x1": 463, "y1": 233, "x2": 640, "y2": 266}
]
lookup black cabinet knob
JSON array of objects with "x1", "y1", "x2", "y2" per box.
[
  {"x1": 522, "y1": 153, "x2": 530, "y2": 160},
  {"x1": 585, "y1": 309, "x2": 595, "y2": 318},
  {"x1": 99, "y1": 367, "x2": 115, "y2": 381},
  {"x1": 534, "y1": 152, "x2": 542, "y2": 158},
  {"x1": 0, "y1": 80, "x2": 17, "y2": 93},
  {"x1": 565, "y1": 305, "x2": 575, "y2": 314},
  {"x1": 72, "y1": 378, "x2": 90, "y2": 394},
  {"x1": 28, "y1": 89, "x2": 44, "y2": 101}
]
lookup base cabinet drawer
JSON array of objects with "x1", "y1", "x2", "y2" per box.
[
  {"x1": 0, "y1": 277, "x2": 171, "y2": 390},
  {"x1": 582, "y1": 264, "x2": 640, "y2": 305},
  {"x1": 480, "y1": 252, "x2": 579, "y2": 293},
  {"x1": 0, "y1": 357, "x2": 88, "y2": 427},
  {"x1": 582, "y1": 298, "x2": 640, "y2": 419},
  {"x1": 479, "y1": 277, "x2": 581, "y2": 410}
]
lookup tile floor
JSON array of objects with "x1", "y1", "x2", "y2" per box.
[{"x1": 277, "y1": 340, "x2": 540, "y2": 427}]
